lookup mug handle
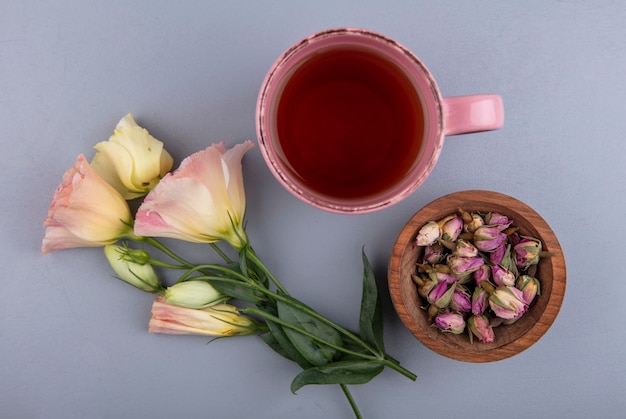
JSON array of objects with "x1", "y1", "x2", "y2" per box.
[{"x1": 442, "y1": 94, "x2": 504, "y2": 136}]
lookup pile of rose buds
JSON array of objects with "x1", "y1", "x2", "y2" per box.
[{"x1": 412, "y1": 210, "x2": 543, "y2": 344}]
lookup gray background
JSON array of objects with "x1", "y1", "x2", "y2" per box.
[{"x1": 2, "y1": 1, "x2": 624, "y2": 418}]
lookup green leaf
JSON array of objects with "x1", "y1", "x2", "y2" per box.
[
  {"x1": 262, "y1": 318, "x2": 314, "y2": 370},
  {"x1": 290, "y1": 360, "x2": 385, "y2": 393},
  {"x1": 277, "y1": 296, "x2": 343, "y2": 367},
  {"x1": 358, "y1": 249, "x2": 385, "y2": 353}
]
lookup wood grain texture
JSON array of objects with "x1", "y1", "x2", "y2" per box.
[{"x1": 388, "y1": 190, "x2": 566, "y2": 362}]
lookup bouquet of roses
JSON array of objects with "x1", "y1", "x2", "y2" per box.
[{"x1": 42, "y1": 114, "x2": 416, "y2": 418}]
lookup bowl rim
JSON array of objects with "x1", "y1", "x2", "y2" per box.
[{"x1": 388, "y1": 190, "x2": 566, "y2": 362}]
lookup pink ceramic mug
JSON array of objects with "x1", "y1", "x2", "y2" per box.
[{"x1": 256, "y1": 28, "x2": 504, "y2": 214}]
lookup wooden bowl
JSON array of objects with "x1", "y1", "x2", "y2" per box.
[{"x1": 388, "y1": 190, "x2": 566, "y2": 362}]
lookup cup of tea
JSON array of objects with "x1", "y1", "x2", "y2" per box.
[{"x1": 256, "y1": 28, "x2": 504, "y2": 214}]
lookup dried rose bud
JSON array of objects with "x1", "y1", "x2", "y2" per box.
[
  {"x1": 433, "y1": 312, "x2": 466, "y2": 334},
  {"x1": 434, "y1": 270, "x2": 461, "y2": 284},
  {"x1": 450, "y1": 285, "x2": 472, "y2": 313},
  {"x1": 447, "y1": 255, "x2": 484, "y2": 276},
  {"x1": 412, "y1": 274, "x2": 437, "y2": 299},
  {"x1": 461, "y1": 211, "x2": 485, "y2": 233},
  {"x1": 427, "y1": 281, "x2": 456, "y2": 308},
  {"x1": 516, "y1": 275, "x2": 541, "y2": 304},
  {"x1": 474, "y1": 225, "x2": 508, "y2": 252},
  {"x1": 471, "y1": 287, "x2": 489, "y2": 315},
  {"x1": 467, "y1": 315, "x2": 495, "y2": 343},
  {"x1": 492, "y1": 264, "x2": 517, "y2": 287},
  {"x1": 419, "y1": 264, "x2": 459, "y2": 285},
  {"x1": 473, "y1": 264, "x2": 491, "y2": 286},
  {"x1": 424, "y1": 242, "x2": 446, "y2": 264},
  {"x1": 416, "y1": 221, "x2": 440, "y2": 246},
  {"x1": 484, "y1": 212, "x2": 511, "y2": 227},
  {"x1": 514, "y1": 236, "x2": 542, "y2": 270},
  {"x1": 489, "y1": 286, "x2": 528, "y2": 320},
  {"x1": 453, "y1": 239, "x2": 479, "y2": 258},
  {"x1": 438, "y1": 214, "x2": 463, "y2": 242},
  {"x1": 489, "y1": 244, "x2": 506, "y2": 265}
]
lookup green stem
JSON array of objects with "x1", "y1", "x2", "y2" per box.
[
  {"x1": 177, "y1": 264, "x2": 254, "y2": 285},
  {"x1": 381, "y1": 359, "x2": 417, "y2": 381},
  {"x1": 210, "y1": 242, "x2": 233, "y2": 264},
  {"x1": 243, "y1": 307, "x2": 375, "y2": 361},
  {"x1": 244, "y1": 247, "x2": 289, "y2": 295},
  {"x1": 340, "y1": 384, "x2": 362, "y2": 419},
  {"x1": 134, "y1": 237, "x2": 194, "y2": 268}
]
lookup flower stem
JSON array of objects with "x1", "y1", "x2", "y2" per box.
[
  {"x1": 134, "y1": 237, "x2": 193, "y2": 267},
  {"x1": 244, "y1": 247, "x2": 289, "y2": 295},
  {"x1": 210, "y1": 242, "x2": 233, "y2": 264},
  {"x1": 381, "y1": 359, "x2": 417, "y2": 381},
  {"x1": 243, "y1": 307, "x2": 374, "y2": 361},
  {"x1": 340, "y1": 384, "x2": 362, "y2": 419}
]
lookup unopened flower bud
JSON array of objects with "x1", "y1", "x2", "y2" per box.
[
  {"x1": 447, "y1": 255, "x2": 484, "y2": 276},
  {"x1": 450, "y1": 286, "x2": 472, "y2": 313},
  {"x1": 489, "y1": 244, "x2": 506, "y2": 265},
  {"x1": 489, "y1": 286, "x2": 528, "y2": 320},
  {"x1": 474, "y1": 225, "x2": 508, "y2": 252},
  {"x1": 416, "y1": 221, "x2": 440, "y2": 246},
  {"x1": 473, "y1": 265, "x2": 491, "y2": 286},
  {"x1": 484, "y1": 212, "x2": 511, "y2": 227},
  {"x1": 427, "y1": 281, "x2": 456, "y2": 308},
  {"x1": 492, "y1": 264, "x2": 516, "y2": 287},
  {"x1": 149, "y1": 296, "x2": 259, "y2": 337},
  {"x1": 467, "y1": 315, "x2": 495, "y2": 343},
  {"x1": 471, "y1": 287, "x2": 489, "y2": 315},
  {"x1": 516, "y1": 275, "x2": 541, "y2": 304},
  {"x1": 433, "y1": 312, "x2": 466, "y2": 334},
  {"x1": 424, "y1": 242, "x2": 446, "y2": 264},
  {"x1": 104, "y1": 244, "x2": 162, "y2": 293},
  {"x1": 453, "y1": 239, "x2": 479, "y2": 258},
  {"x1": 514, "y1": 236, "x2": 542, "y2": 270},
  {"x1": 438, "y1": 214, "x2": 463, "y2": 242},
  {"x1": 164, "y1": 280, "x2": 228, "y2": 309},
  {"x1": 461, "y1": 211, "x2": 484, "y2": 233},
  {"x1": 412, "y1": 274, "x2": 437, "y2": 299}
]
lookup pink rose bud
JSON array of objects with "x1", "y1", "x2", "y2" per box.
[
  {"x1": 474, "y1": 225, "x2": 508, "y2": 252},
  {"x1": 484, "y1": 212, "x2": 511, "y2": 227},
  {"x1": 416, "y1": 221, "x2": 440, "y2": 246},
  {"x1": 489, "y1": 244, "x2": 507, "y2": 265},
  {"x1": 424, "y1": 242, "x2": 446, "y2": 264},
  {"x1": 473, "y1": 265, "x2": 491, "y2": 286},
  {"x1": 489, "y1": 286, "x2": 528, "y2": 320},
  {"x1": 453, "y1": 239, "x2": 479, "y2": 258},
  {"x1": 492, "y1": 264, "x2": 516, "y2": 287},
  {"x1": 427, "y1": 281, "x2": 456, "y2": 308},
  {"x1": 514, "y1": 236, "x2": 543, "y2": 270},
  {"x1": 447, "y1": 255, "x2": 485, "y2": 275},
  {"x1": 516, "y1": 275, "x2": 541, "y2": 304},
  {"x1": 433, "y1": 312, "x2": 466, "y2": 334},
  {"x1": 450, "y1": 286, "x2": 472, "y2": 313},
  {"x1": 468, "y1": 315, "x2": 495, "y2": 343},
  {"x1": 438, "y1": 214, "x2": 463, "y2": 242},
  {"x1": 471, "y1": 287, "x2": 489, "y2": 315}
]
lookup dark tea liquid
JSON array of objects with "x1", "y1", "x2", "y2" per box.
[{"x1": 276, "y1": 47, "x2": 424, "y2": 200}]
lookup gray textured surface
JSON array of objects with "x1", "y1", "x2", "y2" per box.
[{"x1": 2, "y1": 1, "x2": 624, "y2": 418}]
